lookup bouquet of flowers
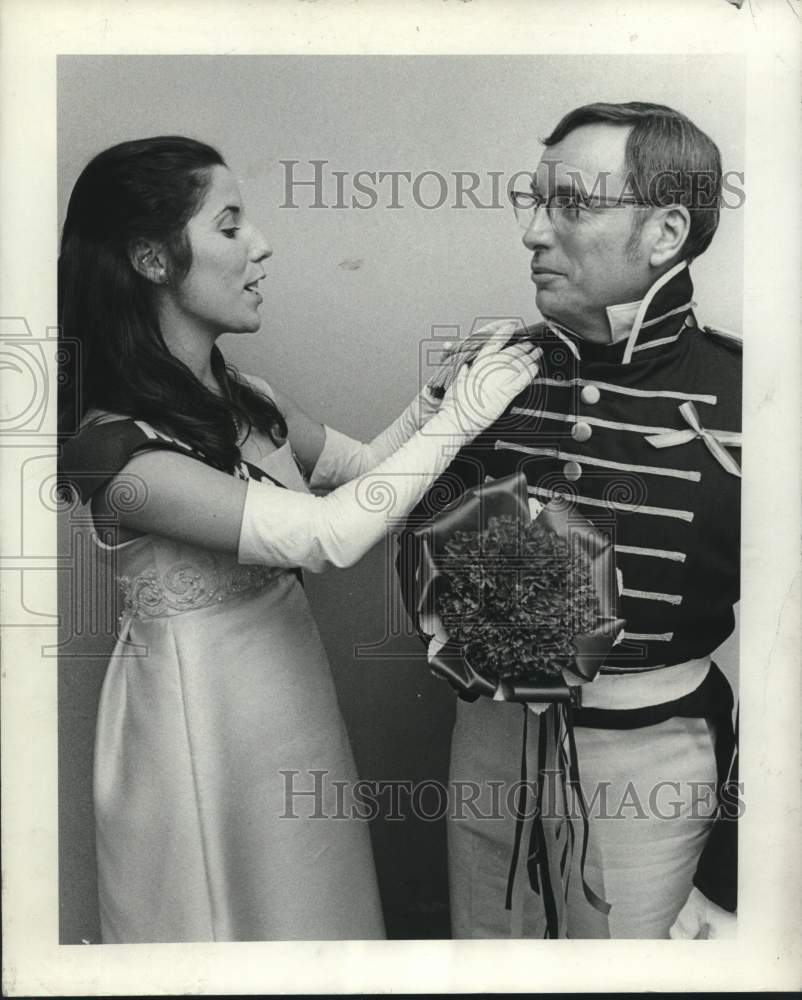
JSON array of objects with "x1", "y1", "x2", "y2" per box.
[
  {"x1": 399, "y1": 470, "x2": 623, "y2": 933},
  {"x1": 402, "y1": 471, "x2": 625, "y2": 705}
]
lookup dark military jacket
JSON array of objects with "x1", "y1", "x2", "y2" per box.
[
  {"x1": 414, "y1": 263, "x2": 741, "y2": 674},
  {"x1": 400, "y1": 262, "x2": 741, "y2": 912}
]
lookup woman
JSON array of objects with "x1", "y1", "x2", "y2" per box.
[{"x1": 57, "y1": 136, "x2": 539, "y2": 943}]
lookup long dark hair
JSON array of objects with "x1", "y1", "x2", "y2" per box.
[{"x1": 58, "y1": 135, "x2": 287, "y2": 471}]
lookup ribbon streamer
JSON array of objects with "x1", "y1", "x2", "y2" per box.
[
  {"x1": 646, "y1": 401, "x2": 741, "y2": 478},
  {"x1": 504, "y1": 703, "x2": 611, "y2": 936},
  {"x1": 398, "y1": 472, "x2": 622, "y2": 933}
]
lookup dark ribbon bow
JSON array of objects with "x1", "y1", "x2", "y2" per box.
[
  {"x1": 400, "y1": 471, "x2": 623, "y2": 934},
  {"x1": 407, "y1": 471, "x2": 624, "y2": 702}
]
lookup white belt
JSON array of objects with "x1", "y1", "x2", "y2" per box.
[{"x1": 578, "y1": 656, "x2": 712, "y2": 710}]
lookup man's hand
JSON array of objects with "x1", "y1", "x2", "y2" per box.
[{"x1": 669, "y1": 886, "x2": 736, "y2": 939}]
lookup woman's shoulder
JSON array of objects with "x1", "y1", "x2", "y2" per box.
[
  {"x1": 69, "y1": 410, "x2": 181, "y2": 456},
  {"x1": 68, "y1": 409, "x2": 145, "y2": 455},
  {"x1": 236, "y1": 370, "x2": 291, "y2": 432},
  {"x1": 61, "y1": 414, "x2": 147, "y2": 504},
  {"x1": 237, "y1": 370, "x2": 277, "y2": 400},
  {"x1": 62, "y1": 410, "x2": 204, "y2": 505},
  {"x1": 79, "y1": 407, "x2": 131, "y2": 427}
]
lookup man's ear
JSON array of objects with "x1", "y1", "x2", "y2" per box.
[
  {"x1": 648, "y1": 205, "x2": 691, "y2": 268},
  {"x1": 128, "y1": 240, "x2": 170, "y2": 285}
]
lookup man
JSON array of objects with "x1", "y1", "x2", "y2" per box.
[{"x1": 399, "y1": 102, "x2": 741, "y2": 939}]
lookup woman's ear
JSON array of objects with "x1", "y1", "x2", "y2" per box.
[
  {"x1": 648, "y1": 205, "x2": 691, "y2": 268},
  {"x1": 128, "y1": 240, "x2": 170, "y2": 285}
]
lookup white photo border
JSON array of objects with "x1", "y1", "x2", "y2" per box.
[{"x1": 1, "y1": 0, "x2": 800, "y2": 994}]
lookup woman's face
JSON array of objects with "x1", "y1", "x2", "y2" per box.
[{"x1": 169, "y1": 165, "x2": 272, "y2": 336}]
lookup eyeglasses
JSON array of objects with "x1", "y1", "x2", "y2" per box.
[{"x1": 510, "y1": 188, "x2": 648, "y2": 230}]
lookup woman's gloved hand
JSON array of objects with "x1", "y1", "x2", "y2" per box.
[
  {"x1": 239, "y1": 325, "x2": 541, "y2": 573},
  {"x1": 438, "y1": 322, "x2": 542, "y2": 436},
  {"x1": 310, "y1": 322, "x2": 539, "y2": 491}
]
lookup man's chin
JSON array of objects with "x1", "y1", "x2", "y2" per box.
[
  {"x1": 535, "y1": 289, "x2": 569, "y2": 325},
  {"x1": 229, "y1": 317, "x2": 262, "y2": 335}
]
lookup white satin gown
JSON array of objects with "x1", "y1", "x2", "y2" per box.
[{"x1": 91, "y1": 416, "x2": 385, "y2": 942}]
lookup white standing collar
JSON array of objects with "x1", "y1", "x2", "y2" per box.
[
  {"x1": 605, "y1": 300, "x2": 643, "y2": 344},
  {"x1": 543, "y1": 260, "x2": 692, "y2": 364}
]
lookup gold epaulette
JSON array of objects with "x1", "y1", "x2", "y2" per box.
[{"x1": 702, "y1": 324, "x2": 743, "y2": 349}]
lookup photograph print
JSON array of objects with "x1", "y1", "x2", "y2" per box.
[{"x1": 54, "y1": 52, "x2": 745, "y2": 947}]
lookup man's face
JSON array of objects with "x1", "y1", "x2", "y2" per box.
[{"x1": 523, "y1": 123, "x2": 656, "y2": 341}]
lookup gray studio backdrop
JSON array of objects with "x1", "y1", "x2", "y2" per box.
[{"x1": 57, "y1": 54, "x2": 744, "y2": 942}]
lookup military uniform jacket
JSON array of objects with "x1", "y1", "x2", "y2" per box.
[
  {"x1": 416, "y1": 262, "x2": 742, "y2": 674},
  {"x1": 401, "y1": 261, "x2": 742, "y2": 912}
]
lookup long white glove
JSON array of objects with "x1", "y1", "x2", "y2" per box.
[
  {"x1": 239, "y1": 328, "x2": 540, "y2": 573},
  {"x1": 309, "y1": 386, "x2": 441, "y2": 491},
  {"x1": 309, "y1": 321, "x2": 529, "y2": 491}
]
